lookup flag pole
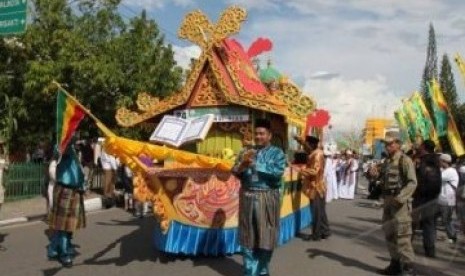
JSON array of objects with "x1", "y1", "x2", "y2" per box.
[{"x1": 52, "y1": 81, "x2": 116, "y2": 137}]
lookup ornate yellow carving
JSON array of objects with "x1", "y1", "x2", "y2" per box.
[
  {"x1": 115, "y1": 51, "x2": 208, "y2": 127},
  {"x1": 115, "y1": 107, "x2": 142, "y2": 127},
  {"x1": 190, "y1": 67, "x2": 229, "y2": 106},
  {"x1": 133, "y1": 173, "x2": 170, "y2": 232},
  {"x1": 178, "y1": 6, "x2": 246, "y2": 49},
  {"x1": 239, "y1": 123, "x2": 253, "y2": 144},
  {"x1": 115, "y1": 6, "x2": 316, "y2": 128},
  {"x1": 276, "y1": 82, "x2": 316, "y2": 118},
  {"x1": 212, "y1": 7, "x2": 247, "y2": 45},
  {"x1": 178, "y1": 10, "x2": 213, "y2": 48},
  {"x1": 136, "y1": 92, "x2": 160, "y2": 112}
]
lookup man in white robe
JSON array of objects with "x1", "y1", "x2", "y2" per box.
[
  {"x1": 339, "y1": 150, "x2": 357, "y2": 199},
  {"x1": 324, "y1": 152, "x2": 338, "y2": 202}
]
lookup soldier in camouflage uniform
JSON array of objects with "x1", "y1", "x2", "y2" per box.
[{"x1": 376, "y1": 137, "x2": 417, "y2": 275}]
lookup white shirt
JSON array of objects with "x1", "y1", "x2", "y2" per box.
[
  {"x1": 439, "y1": 167, "x2": 459, "y2": 206},
  {"x1": 350, "y1": 159, "x2": 359, "y2": 172},
  {"x1": 0, "y1": 157, "x2": 8, "y2": 204},
  {"x1": 124, "y1": 166, "x2": 133, "y2": 178},
  {"x1": 100, "y1": 150, "x2": 119, "y2": 170},
  {"x1": 48, "y1": 160, "x2": 57, "y2": 185},
  {"x1": 93, "y1": 142, "x2": 102, "y2": 166}
]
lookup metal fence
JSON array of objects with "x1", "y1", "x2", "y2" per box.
[
  {"x1": 3, "y1": 162, "x2": 47, "y2": 201},
  {"x1": 3, "y1": 162, "x2": 103, "y2": 202}
]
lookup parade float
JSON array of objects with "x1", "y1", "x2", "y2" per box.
[{"x1": 103, "y1": 6, "x2": 316, "y2": 256}]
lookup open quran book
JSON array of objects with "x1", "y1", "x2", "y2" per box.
[{"x1": 149, "y1": 114, "x2": 214, "y2": 148}]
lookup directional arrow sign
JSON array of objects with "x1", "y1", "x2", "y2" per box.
[{"x1": 0, "y1": 0, "x2": 27, "y2": 36}]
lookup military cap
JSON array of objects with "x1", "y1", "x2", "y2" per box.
[{"x1": 382, "y1": 136, "x2": 401, "y2": 144}]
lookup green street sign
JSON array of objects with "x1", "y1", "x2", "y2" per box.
[
  {"x1": 0, "y1": 0, "x2": 27, "y2": 14},
  {"x1": 0, "y1": 0, "x2": 27, "y2": 36}
]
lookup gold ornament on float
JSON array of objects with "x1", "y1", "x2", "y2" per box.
[{"x1": 178, "y1": 6, "x2": 247, "y2": 49}]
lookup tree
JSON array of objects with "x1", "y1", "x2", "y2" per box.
[
  {"x1": 4, "y1": 0, "x2": 183, "y2": 157},
  {"x1": 335, "y1": 128, "x2": 364, "y2": 153},
  {"x1": 420, "y1": 23, "x2": 438, "y2": 117},
  {"x1": 0, "y1": 95, "x2": 18, "y2": 157},
  {"x1": 437, "y1": 54, "x2": 459, "y2": 152},
  {"x1": 456, "y1": 103, "x2": 465, "y2": 140},
  {"x1": 439, "y1": 54, "x2": 459, "y2": 123}
]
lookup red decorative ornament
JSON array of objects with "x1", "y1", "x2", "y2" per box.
[
  {"x1": 247, "y1": 37, "x2": 273, "y2": 58},
  {"x1": 306, "y1": 109, "x2": 331, "y2": 128}
]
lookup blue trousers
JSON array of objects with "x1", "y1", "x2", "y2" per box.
[
  {"x1": 242, "y1": 247, "x2": 273, "y2": 276},
  {"x1": 47, "y1": 230, "x2": 74, "y2": 259}
]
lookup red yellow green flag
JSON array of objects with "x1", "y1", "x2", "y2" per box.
[
  {"x1": 430, "y1": 79, "x2": 465, "y2": 156},
  {"x1": 56, "y1": 89, "x2": 86, "y2": 154}
]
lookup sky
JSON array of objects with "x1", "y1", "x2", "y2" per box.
[{"x1": 119, "y1": 0, "x2": 465, "y2": 132}]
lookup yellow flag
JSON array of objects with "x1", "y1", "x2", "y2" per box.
[
  {"x1": 455, "y1": 53, "x2": 465, "y2": 88},
  {"x1": 430, "y1": 79, "x2": 465, "y2": 156},
  {"x1": 412, "y1": 91, "x2": 440, "y2": 149},
  {"x1": 402, "y1": 98, "x2": 421, "y2": 140}
]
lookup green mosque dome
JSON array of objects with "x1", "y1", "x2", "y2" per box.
[{"x1": 259, "y1": 61, "x2": 282, "y2": 83}]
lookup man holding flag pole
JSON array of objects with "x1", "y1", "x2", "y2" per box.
[{"x1": 47, "y1": 83, "x2": 90, "y2": 267}]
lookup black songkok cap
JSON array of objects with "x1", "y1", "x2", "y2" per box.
[
  {"x1": 305, "y1": 135, "x2": 320, "y2": 145},
  {"x1": 255, "y1": 118, "x2": 271, "y2": 130},
  {"x1": 422, "y1": 139, "x2": 436, "y2": 153}
]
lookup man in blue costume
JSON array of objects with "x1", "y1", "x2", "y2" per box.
[
  {"x1": 47, "y1": 140, "x2": 86, "y2": 267},
  {"x1": 232, "y1": 118, "x2": 287, "y2": 276}
]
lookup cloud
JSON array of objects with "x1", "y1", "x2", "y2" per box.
[
  {"x1": 451, "y1": 18, "x2": 465, "y2": 31},
  {"x1": 172, "y1": 45, "x2": 201, "y2": 69},
  {"x1": 122, "y1": 0, "x2": 193, "y2": 10},
  {"x1": 123, "y1": 0, "x2": 465, "y2": 119},
  {"x1": 225, "y1": 0, "x2": 280, "y2": 10},
  {"x1": 303, "y1": 75, "x2": 400, "y2": 131},
  {"x1": 249, "y1": 0, "x2": 456, "y2": 19},
  {"x1": 310, "y1": 71, "x2": 340, "y2": 80},
  {"x1": 241, "y1": 0, "x2": 465, "y2": 105}
]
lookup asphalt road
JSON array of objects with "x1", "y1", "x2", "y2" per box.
[{"x1": 1, "y1": 187, "x2": 465, "y2": 276}]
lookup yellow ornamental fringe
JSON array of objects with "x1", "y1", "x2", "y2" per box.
[
  {"x1": 103, "y1": 136, "x2": 233, "y2": 172},
  {"x1": 216, "y1": 162, "x2": 233, "y2": 171},
  {"x1": 146, "y1": 144, "x2": 170, "y2": 160},
  {"x1": 172, "y1": 150, "x2": 197, "y2": 164},
  {"x1": 197, "y1": 155, "x2": 219, "y2": 168}
]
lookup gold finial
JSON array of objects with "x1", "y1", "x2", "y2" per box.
[
  {"x1": 178, "y1": 10, "x2": 213, "y2": 48},
  {"x1": 178, "y1": 6, "x2": 247, "y2": 49}
]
